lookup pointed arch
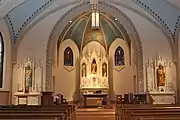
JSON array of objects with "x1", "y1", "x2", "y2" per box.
[
  {"x1": 115, "y1": 46, "x2": 124, "y2": 66},
  {"x1": 0, "y1": 32, "x2": 4, "y2": 88},
  {"x1": 64, "y1": 46, "x2": 73, "y2": 66}
]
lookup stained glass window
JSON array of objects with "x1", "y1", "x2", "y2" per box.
[
  {"x1": 0, "y1": 33, "x2": 4, "y2": 88},
  {"x1": 115, "y1": 46, "x2": 124, "y2": 66},
  {"x1": 64, "y1": 47, "x2": 73, "y2": 66}
]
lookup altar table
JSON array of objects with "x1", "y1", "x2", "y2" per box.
[{"x1": 82, "y1": 94, "x2": 107, "y2": 107}]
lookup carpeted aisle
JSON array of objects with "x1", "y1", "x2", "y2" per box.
[{"x1": 76, "y1": 108, "x2": 115, "y2": 120}]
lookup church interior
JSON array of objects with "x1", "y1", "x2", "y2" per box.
[{"x1": 0, "y1": 0, "x2": 180, "y2": 119}]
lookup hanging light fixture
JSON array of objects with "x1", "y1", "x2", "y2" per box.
[{"x1": 91, "y1": 0, "x2": 99, "y2": 29}]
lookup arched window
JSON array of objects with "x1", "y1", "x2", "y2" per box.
[
  {"x1": 115, "y1": 46, "x2": 124, "y2": 66},
  {"x1": 64, "y1": 47, "x2": 73, "y2": 66},
  {"x1": 0, "y1": 33, "x2": 4, "y2": 88}
]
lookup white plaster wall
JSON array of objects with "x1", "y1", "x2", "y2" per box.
[
  {"x1": 109, "y1": 38, "x2": 134, "y2": 95},
  {"x1": 53, "y1": 39, "x2": 79, "y2": 101},
  {"x1": 0, "y1": 19, "x2": 12, "y2": 92}
]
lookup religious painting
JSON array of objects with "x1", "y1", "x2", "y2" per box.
[
  {"x1": 115, "y1": 46, "x2": 124, "y2": 66},
  {"x1": 102, "y1": 62, "x2": 107, "y2": 77},
  {"x1": 157, "y1": 64, "x2": 165, "y2": 86},
  {"x1": 91, "y1": 59, "x2": 97, "y2": 74},
  {"x1": 91, "y1": 30, "x2": 102, "y2": 41},
  {"x1": 25, "y1": 63, "x2": 32, "y2": 88},
  {"x1": 64, "y1": 47, "x2": 73, "y2": 66},
  {"x1": 81, "y1": 63, "x2": 87, "y2": 77}
]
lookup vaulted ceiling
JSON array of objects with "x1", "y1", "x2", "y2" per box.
[{"x1": 0, "y1": 0, "x2": 180, "y2": 43}]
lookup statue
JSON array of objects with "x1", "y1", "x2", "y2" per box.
[
  {"x1": 157, "y1": 64, "x2": 165, "y2": 86},
  {"x1": 102, "y1": 63, "x2": 107, "y2": 77},
  {"x1": 82, "y1": 63, "x2": 86, "y2": 77},
  {"x1": 91, "y1": 59, "x2": 97, "y2": 74},
  {"x1": 25, "y1": 58, "x2": 33, "y2": 90}
]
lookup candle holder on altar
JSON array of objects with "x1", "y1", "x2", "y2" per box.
[
  {"x1": 25, "y1": 86, "x2": 29, "y2": 93},
  {"x1": 17, "y1": 84, "x2": 23, "y2": 92}
]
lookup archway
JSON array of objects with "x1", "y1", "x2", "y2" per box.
[{"x1": 46, "y1": 1, "x2": 143, "y2": 97}]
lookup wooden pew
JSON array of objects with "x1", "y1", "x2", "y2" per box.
[
  {"x1": 0, "y1": 112, "x2": 65, "y2": 120},
  {"x1": 0, "y1": 104, "x2": 75, "y2": 120},
  {"x1": 130, "y1": 112, "x2": 180, "y2": 120},
  {"x1": 116, "y1": 104, "x2": 180, "y2": 120},
  {"x1": 125, "y1": 108, "x2": 180, "y2": 120}
]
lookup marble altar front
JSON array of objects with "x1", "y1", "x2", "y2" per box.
[
  {"x1": 149, "y1": 91, "x2": 175, "y2": 104},
  {"x1": 14, "y1": 92, "x2": 42, "y2": 105}
]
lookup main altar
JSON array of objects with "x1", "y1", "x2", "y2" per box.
[
  {"x1": 145, "y1": 54, "x2": 176, "y2": 104},
  {"x1": 80, "y1": 47, "x2": 109, "y2": 107}
]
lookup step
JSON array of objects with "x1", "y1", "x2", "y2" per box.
[{"x1": 76, "y1": 108, "x2": 115, "y2": 120}]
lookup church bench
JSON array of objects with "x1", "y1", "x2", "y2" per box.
[
  {"x1": 115, "y1": 104, "x2": 180, "y2": 120},
  {"x1": 137, "y1": 116, "x2": 180, "y2": 120},
  {"x1": 0, "y1": 107, "x2": 69, "y2": 120},
  {"x1": 0, "y1": 104, "x2": 75, "y2": 120},
  {"x1": 129, "y1": 112, "x2": 180, "y2": 120},
  {"x1": 16, "y1": 104, "x2": 75, "y2": 120},
  {"x1": 0, "y1": 113, "x2": 65, "y2": 119},
  {"x1": 123, "y1": 108, "x2": 180, "y2": 119},
  {"x1": 118, "y1": 104, "x2": 180, "y2": 108},
  {"x1": 121, "y1": 110, "x2": 180, "y2": 120},
  {"x1": 0, "y1": 110, "x2": 67, "y2": 120}
]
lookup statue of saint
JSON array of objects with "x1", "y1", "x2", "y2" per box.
[
  {"x1": 25, "y1": 62, "x2": 33, "y2": 88},
  {"x1": 82, "y1": 63, "x2": 86, "y2": 77},
  {"x1": 157, "y1": 64, "x2": 165, "y2": 86},
  {"x1": 102, "y1": 63, "x2": 107, "y2": 77},
  {"x1": 91, "y1": 59, "x2": 97, "y2": 74}
]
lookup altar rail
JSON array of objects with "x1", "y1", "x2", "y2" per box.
[
  {"x1": 0, "y1": 104, "x2": 75, "y2": 120},
  {"x1": 116, "y1": 104, "x2": 180, "y2": 120}
]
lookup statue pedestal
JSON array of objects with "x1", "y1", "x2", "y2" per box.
[
  {"x1": 149, "y1": 91, "x2": 175, "y2": 104},
  {"x1": 14, "y1": 92, "x2": 42, "y2": 105}
]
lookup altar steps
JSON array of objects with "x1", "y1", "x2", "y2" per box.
[{"x1": 76, "y1": 108, "x2": 115, "y2": 120}]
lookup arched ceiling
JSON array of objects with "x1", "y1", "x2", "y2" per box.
[
  {"x1": 60, "y1": 12, "x2": 130, "y2": 50},
  {"x1": 0, "y1": 0, "x2": 180, "y2": 43}
]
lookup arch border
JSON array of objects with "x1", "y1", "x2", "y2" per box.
[
  {"x1": 45, "y1": 1, "x2": 144, "y2": 92},
  {"x1": 0, "y1": 32, "x2": 4, "y2": 88}
]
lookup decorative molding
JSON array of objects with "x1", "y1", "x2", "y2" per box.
[
  {"x1": 4, "y1": 0, "x2": 54, "y2": 43},
  {"x1": 133, "y1": 0, "x2": 180, "y2": 42},
  {"x1": 63, "y1": 66, "x2": 75, "y2": 72},
  {"x1": 113, "y1": 66, "x2": 125, "y2": 72}
]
